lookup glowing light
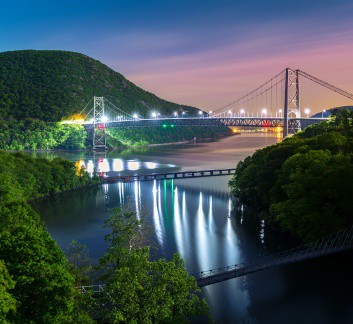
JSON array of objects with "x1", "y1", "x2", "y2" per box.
[
  {"x1": 86, "y1": 160, "x2": 94, "y2": 173},
  {"x1": 127, "y1": 160, "x2": 140, "y2": 171},
  {"x1": 98, "y1": 158, "x2": 110, "y2": 172},
  {"x1": 101, "y1": 115, "x2": 108, "y2": 123},
  {"x1": 75, "y1": 160, "x2": 86, "y2": 176},
  {"x1": 145, "y1": 162, "x2": 157, "y2": 169},
  {"x1": 133, "y1": 114, "x2": 138, "y2": 119},
  {"x1": 112, "y1": 159, "x2": 124, "y2": 172},
  {"x1": 261, "y1": 108, "x2": 267, "y2": 115},
  {"x1": 228, "y1": 110, "x2": 232, "y2": 114},
  {"x1": 151, "y1": 112, "x2": 157, "y2": 118},
  {"x1": 198, "y1": 111, "x2": 203, "y2": 115},
  {"x1": 174, "y1": 112, "x2": 178, "y2": 117},
  {"x1": 240, "y1": 109, "x2": 245, "y2": 114},
  {"x1": 304, "y1": 108, "x2": 311, "y2": 117}
]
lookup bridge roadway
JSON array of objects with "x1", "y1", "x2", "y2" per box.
[
  {"x1": 83, "y1": 116, "x2": 328, "y2": 129},
  {"x1": 100, "y1": 168, "x2": 236, "y2": 183}
]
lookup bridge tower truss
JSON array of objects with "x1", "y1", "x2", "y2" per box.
[
  {"x1": 283, "y1": 68, "x2": 301, "y2": 136},
  {"x1": 93, "y1": 96, "x2": 107, "y2": 150}
]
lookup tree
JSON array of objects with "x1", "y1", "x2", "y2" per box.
[
  {"x1": 0, "y1": 260, "x2": 16, "y2": 323},
  {"x1": 0, "y1": 202, "x2": 75, "y2": 322},
  {"x1": 97, "y1": 209, "x2": 210, "y2": 323},
  {"x1": 66, "y1": 240, "x2": 92, "y2": 287}
]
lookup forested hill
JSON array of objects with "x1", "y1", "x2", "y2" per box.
[{"x1": 0, "y1": 50, "x2": 199, "y2": 121}]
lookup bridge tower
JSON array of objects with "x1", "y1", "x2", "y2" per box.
[
  {"x1": 93, "y1": 96, "x2": 107, "y2": 150},
  {"x1": 283, "y1": 68, "x2": 301, "y2": 137}
]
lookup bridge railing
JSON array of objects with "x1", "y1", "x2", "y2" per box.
[{"x1": 194, "y1": 224, "x2": 353, "y2": 281}]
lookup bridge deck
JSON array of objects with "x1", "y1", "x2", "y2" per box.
[{"x1": 100, "y1": 168, "x2": 236, "y2": 183}]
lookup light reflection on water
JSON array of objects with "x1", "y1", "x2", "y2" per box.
[{"x1": 76, "y1": 157, "x2": 176, "y2": 176}]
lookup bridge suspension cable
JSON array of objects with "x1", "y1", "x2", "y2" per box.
[
  {"x1": 298, "y1": 70, "x2": 353, "y2": 100},
  {"x1": 213, "y1": 69, "x2": 287, "y2": 119}
]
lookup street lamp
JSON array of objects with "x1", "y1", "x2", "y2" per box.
[
  {"x1": 304, "y1": 108, "x2": 310, "y2": 118},
  {"x1": 228, "y1": 110, "x2": 232, "y2": 117},
  {"x1": 133, "y1": 114, "x2": 138, "y2": 119},
  {"x1": 173, "y1": 112, "x2": 178, "y2": 117},
  {"x1": 101, "y1": 116, "x2": 108, "y2": 123},
  {"x1": 182, "y1": 111, "x2": 186, "y2": 116},
  {"x1": 261, "y1": 108, "x2": 267, "y2": 117},
  {"x1": 151, "y1": 112, "x2": 157, "y2": 118},
  {"x1": 322, "y1": 109, "x2": 326, "y2": 118},
  {"x1": 240, "y1": 109, "x2": 245, "y2": 116},
  {"x1": 198, "y1": 111, "x2": 203, "y2": 116}
]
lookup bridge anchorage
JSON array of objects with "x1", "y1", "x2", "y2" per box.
[{"x1": 77, "y1": 67, "x2": 353, "y2": 144}]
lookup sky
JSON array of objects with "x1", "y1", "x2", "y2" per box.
[{"x1": 1, "y1": 0, "x2": 353, "y2": 113}]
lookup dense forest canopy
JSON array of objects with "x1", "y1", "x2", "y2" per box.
[
  {"x1": 229, "y1": 109, "x2": 353, "y2": 242},
  {"x1": 0, "y1": 50, "x2": 201, "y2": 121}
]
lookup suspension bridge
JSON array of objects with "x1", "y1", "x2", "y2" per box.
[
  {"x1": 78, "y1": 223, "x2": 353, "y2": 293},
  {"x1": 74, "y1": 68, "x2": 353, "y2": 150}
]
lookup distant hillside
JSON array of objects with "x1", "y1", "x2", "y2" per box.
[
  {"x1": 0, "y1": 50, "x2": 200, "y2": 121},
  {"x1": 311, "y1": 106, "x2": 353, "y2": 118}
]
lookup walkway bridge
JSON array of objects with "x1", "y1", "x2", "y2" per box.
[
  {"x1": 74, "y1": 68, "x2": 353, "y2": 149},
  {"x1": 78, "y1": 224, "x2": 353, "y2": 292},
  {"x1": 195, "y1": 224, "x2": 353, "y2": 287}
]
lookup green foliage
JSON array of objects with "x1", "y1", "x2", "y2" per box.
[
  {"x1": 66, "y1": 241, "x2": 92, "y2": 286},
  {"x1": 0, "y1": 50, "x2": 201, "y2": 122},
  {"x1": 0, "y1": 118, "x2": 87, "y2": 150},
  {"x1": 0, "y1": 151, "x2": 98, "y2": 322},
  {"x1": 95, "y1": 209, "x2": 210, "y2": 323},
  {"x1": 0, "y1": 151, "x2": 97, "y2": 202},
  {"x1": 0, "y1": 260, "x2": 16, "y2": 323},
  {"x1": 0, "y1": 202, "x2": 74, "y2": 323},
  {"x1": 230, "y1": 109, "x2": 353, "y2": 242},
  {"x1": 0, "y1": 50, "x2": 232, "y2": 150},
  {"x1": 106, "y1": 126, "x2": 232, "y2": 147}
]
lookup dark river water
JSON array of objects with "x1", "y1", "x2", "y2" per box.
[{"x1": 33, "y1": 134, "x2": 353, "y2": 323}]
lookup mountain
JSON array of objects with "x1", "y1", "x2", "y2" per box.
[
  {"x1": 311, "y1": 106, "x2": 353, "y2": 118},
  {"x1": 0, "y1": 50, "x2": 199, "y2": 122}
]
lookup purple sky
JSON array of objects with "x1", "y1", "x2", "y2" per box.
[{"x1": 1, "y1": 0, "x2": 353, "y2": 113}]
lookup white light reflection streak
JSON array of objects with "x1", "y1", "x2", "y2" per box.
[
  {"x1": 134, "y1": 181, "x2": 140, "y2": 220},
  {"x1": 196, "y1": 192, "x2": 209, "y2": 271},
  {"x1": 87, "y1": 160, "x2": 94, "y2": 174},
  {"x1": 208, "y1": 195, "x2": 213, "y2": 227},
  {"x1": 225, "y1": 197, "x2": 239, "y2": 266},
  {"x1": 173, "y1": 187, "x2": 184, "y2": 258},
  {"x1": 152, "y1": 180, "x2": 163, "y2": 246}
]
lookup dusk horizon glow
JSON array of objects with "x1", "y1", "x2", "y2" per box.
[{"x1": 1, "y1": 0, "x2": 353, "y2": 113}]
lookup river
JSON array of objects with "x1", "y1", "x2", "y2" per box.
[{"x1": 33, "y1": 134, "x2": 353, "y2": 323}]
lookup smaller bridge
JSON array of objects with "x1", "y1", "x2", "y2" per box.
[
  {"x1": 77, "y1": 225, "x2": 353, "y2": 293},
  {"x1": 100, "y1": 168, "x2": 236, "y2": 183},
  {"x1": 195, "y1": 224, "x2": 353, "y2": 287}
]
